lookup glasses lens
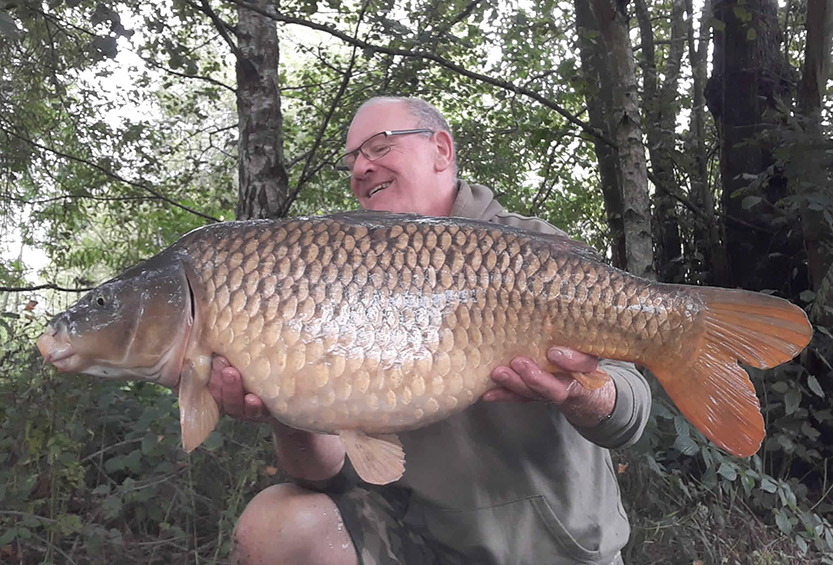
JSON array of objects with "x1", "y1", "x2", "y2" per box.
[{"x1": 364, "y1": 134, "x2": 391, "y2": 161}]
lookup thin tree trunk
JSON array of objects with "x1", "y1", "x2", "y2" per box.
[
  {"x1": 235, "y1": 0, "x2": 289, "y2": 220},
  {"x1": 798, "y1": 0, "x2": 833, "y2": 303},
  {"x1": 635, "y1": 0, "x2": 685, "y2": 282},
  {"x1": 686, "y1": 0, "x2": 729, "y2": 286},
  {"x1": 574, "y1": 0, "x2": 626, "y2": 270},
  {"x1": 591, "y1": 0, "x2": 654, "y2": 279},
  {"x1": 706, "y1": 0, "x2": 798, "y2": 293}
]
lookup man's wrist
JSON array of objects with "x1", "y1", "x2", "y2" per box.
[{"x1": 562, "y1": 380, "x2": 617, "y2": 428}]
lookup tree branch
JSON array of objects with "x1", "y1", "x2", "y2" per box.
[
  {"x1": 140, "y1": 52, "x2": 236, "y2": 93},
  {"x1": 283, "y1": 1, "x2": 370, "y2": 214},
  {"x1": 188, "y1": 0, "x2": 241, "y2": 56},
  {"x1": 0, "y1": 283, "x2": 96, "y2": 293},
  {"x1": 0, "y1": 125, "x2": 220, "y2": 223},
  {"x1": 222, "y1": 0, "x2": 615, "y2": 147},
  {"x1": 3, "y1": 193, "x2": 162, "y2": 205}
]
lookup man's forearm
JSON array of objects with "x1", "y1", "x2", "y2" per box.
[{"x1": 271, "y1": 421, "x2": 346, "y2": 482}]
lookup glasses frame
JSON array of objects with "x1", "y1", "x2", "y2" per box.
[{"x1": 335, "y1": 129, "x2": 434, "y2": 177}]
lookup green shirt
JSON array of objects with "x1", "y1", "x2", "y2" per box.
[{"x1": 397, "y1": 181, "x2": 651, "y2": 564}]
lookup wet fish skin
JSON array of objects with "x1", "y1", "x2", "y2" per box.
[{"x1": 37, "y1": 212, "x2": 812, "y2": 484}]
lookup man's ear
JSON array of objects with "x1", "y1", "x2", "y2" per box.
[{"x1": 433, "y1": 130, "x2": 454, "y2": 172}]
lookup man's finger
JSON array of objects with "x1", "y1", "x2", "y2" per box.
[
  {"x1": 220, "y1": 366, "x2": 246, "y2": 416},
  {"x1": 481, "y1": 387, "x2": 533, "y2": 403},
  {"x1": 491, "y1": 364, "x2": 542, "y2": 400},
  {"x1": 510, "y1": 357, "x2": 573, "y2": 404},
  {"x1": 243, "y1": 394, "x2": 269, "y2": 421}
]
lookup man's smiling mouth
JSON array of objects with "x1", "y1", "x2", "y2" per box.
[{"x1": 368, "y1": 181, "x2": 391, "y2": 198}]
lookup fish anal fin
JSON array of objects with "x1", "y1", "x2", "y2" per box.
[
  {"x1": 339, "y1": 430, "x2": 404, "y2": 485},
  {"x1": 568, "y1": 368, "x2": 610, "y2": 391},
  {"x1": 179, "y1": 355, "x2": 219, "y2": 453}
]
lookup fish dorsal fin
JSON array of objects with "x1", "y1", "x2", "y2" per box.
[
  {"x1": 338, "y1": 430, "x2": 405, "y2": 485},
  {"x1": 179, "y1": 355, "x2": 219, "y2": 452}
]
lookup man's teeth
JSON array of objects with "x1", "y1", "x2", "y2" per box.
[{"x1": 369, "y1": 182, "x2": 391, "y2": 197}]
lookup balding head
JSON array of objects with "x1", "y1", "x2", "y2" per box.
[{"x1": 344, "y1": 97, "x2": 458, "y2": 216}]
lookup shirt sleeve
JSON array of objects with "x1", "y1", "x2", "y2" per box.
[{"x1": 573, "y1": 359, "x2": 652, "y2": 449}]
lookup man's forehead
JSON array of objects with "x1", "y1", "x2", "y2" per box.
[{"x1": 346, "y1": 101, "x2": 416, "y2": 146}]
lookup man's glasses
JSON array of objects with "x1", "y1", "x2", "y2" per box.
[{"x1": 335, "y1": 129, "x2": 434, "y2": 178}]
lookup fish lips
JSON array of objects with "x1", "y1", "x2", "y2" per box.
[{"x1": 37, "y1": 327, "x2": 82, "y2": 372}]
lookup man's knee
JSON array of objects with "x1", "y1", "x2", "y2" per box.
[{"x1": 232, "y1": 482, "x2": 356, "y2": 565}]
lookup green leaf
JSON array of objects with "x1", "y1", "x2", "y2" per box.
[
  {"x1": 799, "y1": 289, "x2": 816, "y2": 302},
  {"x1": 717, "y1": 461, "x2": 737, "y2": 481},
  {"x1": 0, "y1": 9, "x2": 19, "y2": 37},
  {"x1": 808, "y1": 375, "x2": 824, "y2": 398},
  {"x1": 672, "y1": 434, "x2": 700, "y2": 456},
  {"x1": 103, "y1": 496, "x2": 123, "y2": 519},
  {"x1": 746, "y1": 27, "x2": 757, "y2": 41},
  {"x1": 201, "y1": 431, "x2": 224, "y2": 451},
  {"x1": 0, "y1": 527, "x2": 16, "y2": 546},
  {"x1": 742, "y1": 196, "x2": 761, "y2": 209},
  {"x1": 785, "y1": 389, "x2": 801, "y2": 415},
  {"x1": 775, "y1": 510, "x2": 792, "y2": 534},
  {"x1": 733, "y1": 6, "x2": 751, "y2": 22},
  {"x1": 760, "y1": 477, "x2": 777, "y2": 493},
  {"x1": 57, "y1": 513, "x2": 83, "y2": 535}
]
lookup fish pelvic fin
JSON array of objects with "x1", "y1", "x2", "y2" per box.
[
  {"x1": 654, "y1": 288, "x2": 812, "y2": 457},
  {"x1": 179, "y1": 355, "x2": 219, "y2": 453},
  {"x1": 338, "y1": 430, "x2": 404, "y2": 485}
]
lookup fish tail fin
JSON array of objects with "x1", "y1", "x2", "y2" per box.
[{"x1": 651, "y1": 288, "x2": 811, "y2": 457}]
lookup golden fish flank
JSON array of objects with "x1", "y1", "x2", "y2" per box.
[{"x1": 37, "y1": 212, "x2": 812, "y2": 485}]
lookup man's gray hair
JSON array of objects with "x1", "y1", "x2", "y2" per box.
[{"x1": 358, "y1": 96, "x2": 457, "y2": 174}]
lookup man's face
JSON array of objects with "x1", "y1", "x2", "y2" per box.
[{"x1": 345, "y1": 101, "x2": 452, "y2": 216}]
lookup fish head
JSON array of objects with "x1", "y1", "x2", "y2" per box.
[{"x1": 37, "y1": 254, "x2": 192, "y2": 387}]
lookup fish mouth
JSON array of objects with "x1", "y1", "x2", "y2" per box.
[
  {"x1": 368, "y1": 180, "x2": 392, "y2": 199},
  {"x1": 37, "y1": 327, "x2": 81, "y2": 372}
]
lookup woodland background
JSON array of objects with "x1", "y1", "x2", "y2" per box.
[{"x1": 1, "y1": 0, "x2": 832, "y2": 563}]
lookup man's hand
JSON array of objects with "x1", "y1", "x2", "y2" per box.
[
  {"x1": 481, "y1": 347, "x2": 617, "y2": 428},
  {"x1": 207, "y1": 356, "x2": 272, "y2": 422},
  {"x1": 207, "y1": 356, "x2": 346, "y2": 481}
]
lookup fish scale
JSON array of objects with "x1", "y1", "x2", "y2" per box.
[{"x1": 38, "y1": 211, "x2": 812, "y2": 485}]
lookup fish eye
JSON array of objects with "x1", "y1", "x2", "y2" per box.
[{"x1": 95, "y1": 294, "x2": 106, "y2": 307}]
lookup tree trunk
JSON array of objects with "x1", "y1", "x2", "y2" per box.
[
  {"x1": 797, "y1": 0, "x2": 833, "y2": 301},
  {"x1": 574, "y1": 0, "x2": 626, "y2": 270},
  {"x1": 686, "y1": 0, "x2": 730, "y2": 286},
  {"x1": 591, "y1": 0, "x2": 654, "y2": 279},
  {"x1": 235, "y1": 0, "x2": 289, "y2": 220},
  {"x1": 706, "y1": 0, "x2": 798, "y2": 293},
  {"x1": 635, "y1": 0, "x2": 685, "y2": 282}
]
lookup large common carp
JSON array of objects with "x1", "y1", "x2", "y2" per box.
[{"x1": 37, "y1": 212, "x2": 812, "y2": 484}]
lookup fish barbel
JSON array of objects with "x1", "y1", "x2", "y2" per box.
[{"x1": 37, "y1": 212, "x2": 812, "y2": 484}]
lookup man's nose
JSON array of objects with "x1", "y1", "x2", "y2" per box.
[{"x1": 352, "y1": 152, "x2": 376, "y2": 178}]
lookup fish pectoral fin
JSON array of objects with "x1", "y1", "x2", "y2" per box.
[
  {"x1": 568, "y1": 368, "x2": 610, "y2": 391},
  {"x1": 179, "y1": 355, "x2": 219, "y2": 453},
  {"x1": 338, "y1": 430, "x2": 404, "y2": 485}
]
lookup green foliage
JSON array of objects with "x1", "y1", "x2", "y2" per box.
[
  {"x1": 624, "y1": 354, "x2": 833, "y2": 563},
  {"x1": 0, "y1": 316, "x2": 278, "y2": 563}
]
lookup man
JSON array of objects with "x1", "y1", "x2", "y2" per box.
[{"x1": 211, "y1": 97, "x2": 652, "y2": 564}]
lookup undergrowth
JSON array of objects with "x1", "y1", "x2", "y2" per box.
[{"x1": 1, "y1": 313, "x2": 831, "y2": 564}]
